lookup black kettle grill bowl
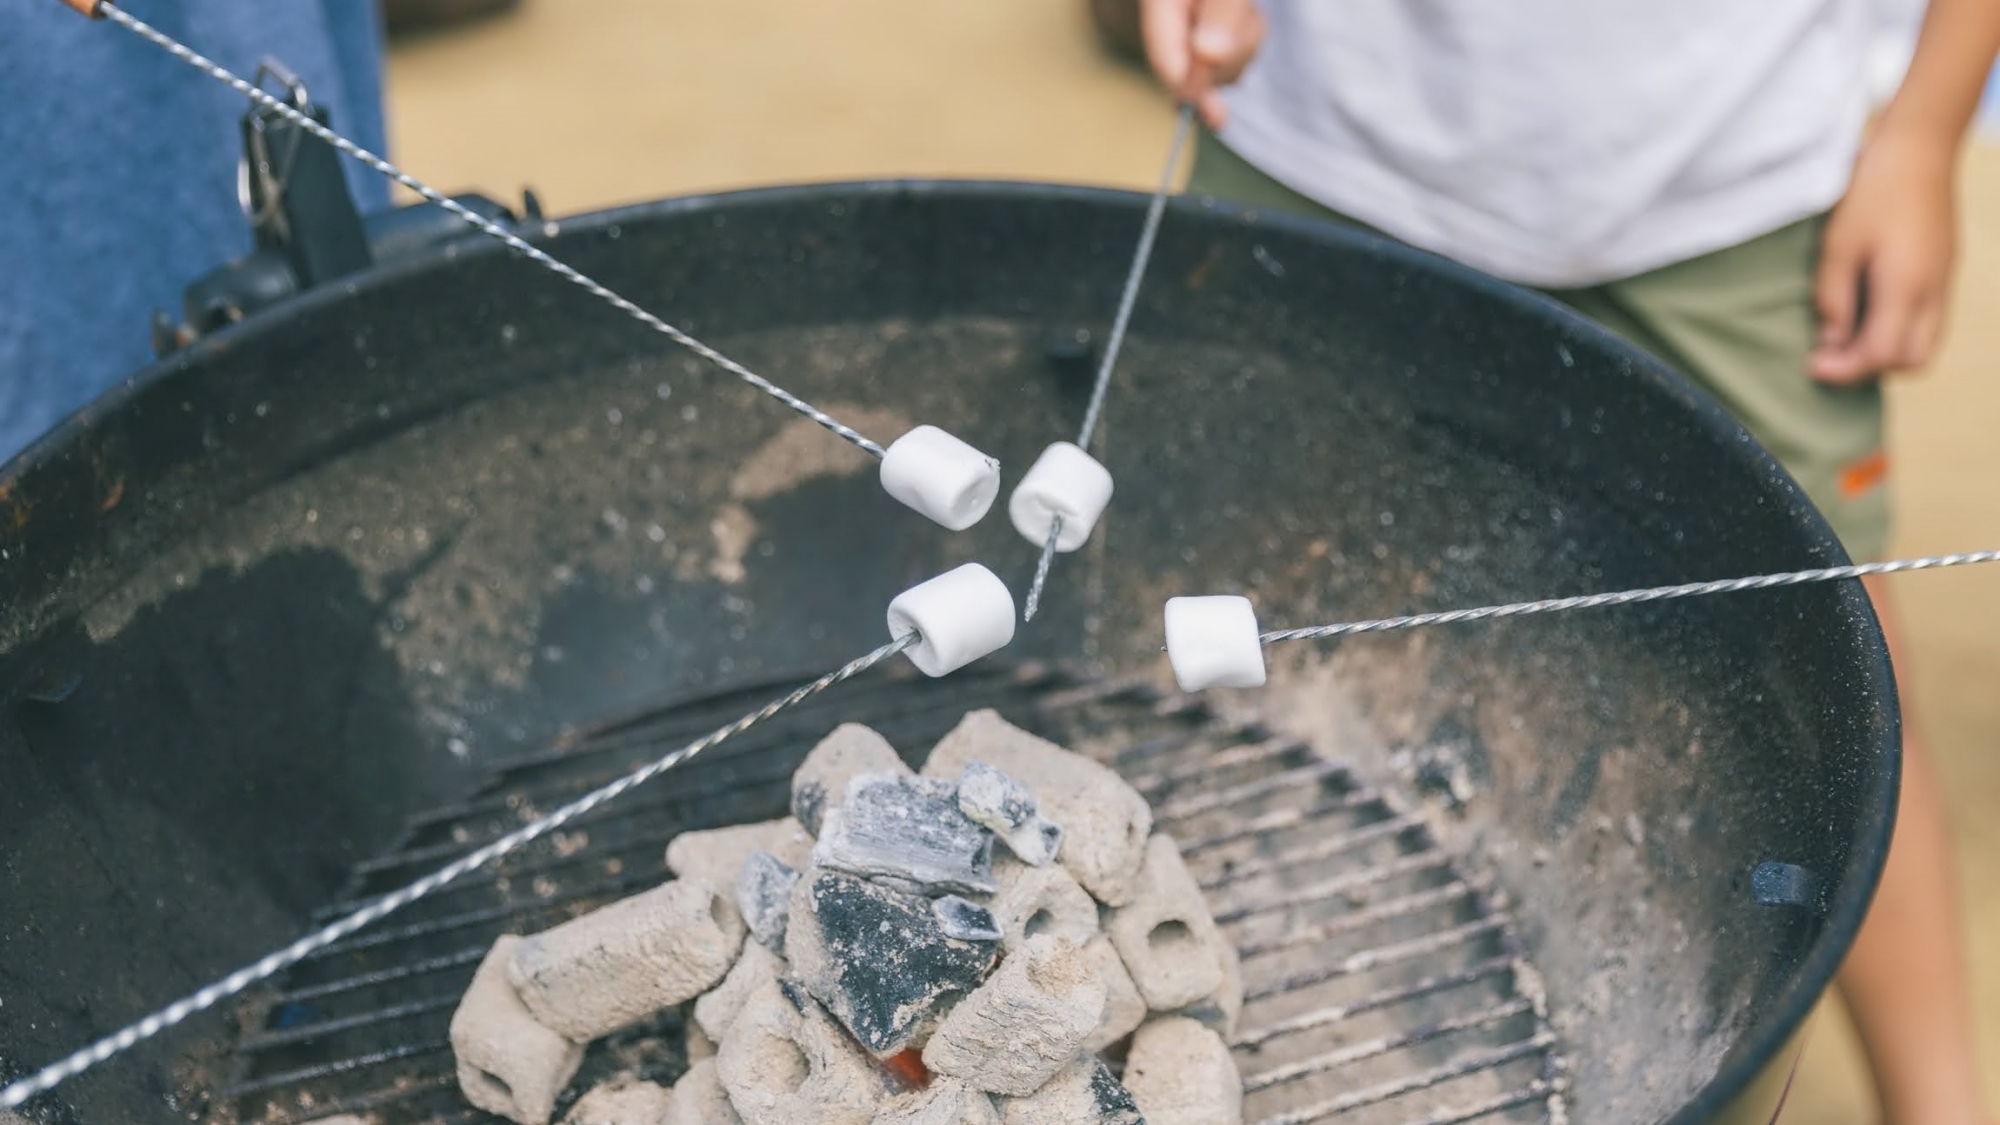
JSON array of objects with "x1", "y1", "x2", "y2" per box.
[{"x1": 0, "y1": 183, "x2": 1895, "y2": 1125}]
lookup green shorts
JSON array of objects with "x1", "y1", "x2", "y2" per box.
[{"x1": 1186, "y1": 129, "x2": 1890, "y2": 561}]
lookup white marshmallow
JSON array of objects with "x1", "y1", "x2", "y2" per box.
[
  {"x1": 1163, "y1": 596, "x2": 1266, "y2": 691},
  {"x1": 880, "y1": 425, "x2": 1002, "y2": 531},
  {"x1": 888, "y1": 564, "x2": 1017, "y2": 677},
  {"x1": 1008, "y1": 442, "x2": 1113, "y2": 552}
]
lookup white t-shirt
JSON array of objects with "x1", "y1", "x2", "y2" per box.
[{"x1": 1217, "y1": 1, "x2": 1873, "y2": 287}]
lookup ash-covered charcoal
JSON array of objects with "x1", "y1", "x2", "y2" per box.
[
  {"x1": 1171, "y1": 934, "x2": 1243, "y2": 1041},
  {"x1": 561, "y1": 1077, "x2": 676, "y2": 1125},
  {"x1": 792, "y1": 723, "x2": 912, "y2": 836},
  {"x1": 508, "y1": 878, "x2": 747, "y2": 1042},
  {"x1": 813, "y1": 774, "x2": 996, "y2": 896},
  {"x1": 718, "y1": 979, "x2": 893, "y2": 1125},
  {"x1": 998, "y1": 1056, "x2": 1144, "y2": 1125},
  {"x1": 735, "y1": 850, "x2": 799, "y2": 950},
  {"x1": 956, "y1": 763, "x2": 1036, "y2": 833},
  {"x1": 1084, "y1": 1060, "x2": 1146, "y2": 1125},
  {"x1": 694, "y1": 940, "x2": 785, "y2": 1043},
  {"x1": 921, "y1": 936, "x2": 1105, "y2": 1096},
  {"x1": 1081, "y1": 936, "x2": 1148, "y2": 1053},
  {"x1": 685, "y1": 1016, "x2": 718, "y2": 1064},
  {"x1": 1122, "y1": 1017, "x2": 1243, "y2": 1125},
  {"x1": 786, "y1": 869, "x2": 1000, "y2": 1056},
  {"x1": 875, "y1": 1079, "x2": 1003, "y2": 1125},
  {"x1": 958, "y1": 761, "x2": 1064, "y2": 867},
  {"x1": 450, "y1": 936, "x2": 585, "y2": 1125},
  {"x1": 985, "y1": 858, "x2": 1098, "y2": 955},
  {"x1": 1104, "y1": 835, "x2": 1229, "y2": 1011},
  {"x1": 933, "y1": 895, "x2": 1004, "y2": 943},
  {"x1": 668, "y1": 817, "x2": 815, "y2": 888},
  {"x1": 671, "y1": 1057, "x2": 742, "y2": 1125},
  {"x1": 924, "y1": 710, "x2": 1151, "y2": 907}
]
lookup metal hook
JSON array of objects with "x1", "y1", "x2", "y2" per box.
[
  {"x1": 238, "y1": 59, "x2": 315, "y2": 233},
  {"x1": 249, "y1": 57, "x2": 311, "y2": 109}
]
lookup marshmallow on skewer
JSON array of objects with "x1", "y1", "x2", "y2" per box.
[
  {"x1": 1163, "y1": 595, "x2": 1267, "y2": 691},
  {"x1": 880, "y1": 425, "x2": 1003, "y2": 530},
  {"x1": 889, "y1": 564, "x2": 1018, "y2": 677},
  {"x1": 1008, "y1": 442, "x2": 1114, "y2": 551}
]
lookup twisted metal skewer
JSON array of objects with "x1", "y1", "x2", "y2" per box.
[
  {"x1": 97, "y1": 1, "x2": 886, "y2": 458},
  {"x1": 1024, "y1": 104, "x2": 1195, "y2": 618},
  {"x1": 1076, "y1": 104, "x2": 1195, "y2": 453},
  {"x1": 1022, "y1": 515, "x2": 1064, "y2": 622},
  {"x1": 1259, "y1": 552, "x2": 2000, "y2": 643},
  {"x1": 0, "y1": 634, "x2": 918, "y2": 1110}
]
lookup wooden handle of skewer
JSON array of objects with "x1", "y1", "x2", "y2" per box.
[{"x1": 57, "y1": 0, "x2": 104, "y2": 17}]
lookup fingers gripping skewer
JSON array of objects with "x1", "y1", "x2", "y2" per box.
[
  {"x1": 68, "y1": 0, "x2": 1005, "y2": 530},
  {"x1": 1163, "y1": 551, "x2": 2000, "y2": 692}
]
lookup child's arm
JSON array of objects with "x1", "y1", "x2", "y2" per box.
[
  {"x1": 1811, "y1": 0, "x2": 2000, "y2": 383},
  {"x1": 1139, "y1": 0, "x2": 1265, "y2": 129}
]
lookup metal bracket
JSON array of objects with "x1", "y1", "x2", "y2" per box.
[
  {"x1": 157, "y1": 57, "x2": 529, "y2": 354},
  {"x1": 239, "y1": 58, "x2": 372, "y2": 286}
]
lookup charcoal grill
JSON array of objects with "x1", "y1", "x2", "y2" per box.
[{"x1": 0, "y1": 182, "x2": 1895, "y2": 1125}]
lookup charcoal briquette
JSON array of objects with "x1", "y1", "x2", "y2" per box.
[
  {"x1": 792, "y1": 723, "x2": 911, "y2": 836},
  {"x1": 921, "y1": 936, "x2": 1104, "y2": 1096},
  {"x1": 450, "y1": 935, "x2": 584, "y2": 1125},
  {"x1": 923, "y1": 711, "x2": 1150, "y2": 906},
  {"x1": 561, "y1": 1078, "x2": 676, "y2": 1125},
  {"x1": 1123, "y1": 1017, "x2": 1243, "y2": 1125},
  {"x1": 735, "y1": 850, "x2": 800, "y2": 950},
  {"x1": 668, "y1": 818, "x2": 815, "y2": 888},
  {"x1": 785, "y1": 869, "x2": 999, "y2": 1056},
  {"x1": 717, "y1": 980, "x2": 894, "y2": 1125},
  {"x1": 508, "y1": 877, "x2": 746, "y2": 1041},
  {"x1": 997, "y1": 1056, "x2": 1143, "y2": 1125},
  {"x1": 1104, "y1": 835, "x2": 1228, "y2": 1011},
  {"x1": 694, "y1": 939, "x2": 785, "y2": 1042},
  {"x1": 984, "y1": 858, "x2": 1097, "y2": 955},
  {"x1": 873, "y1": 1079, "x2": 1002, "y2": 1125},
  {"x1": 1081, "y1": 936, "x2": 1147, "y2": 1053},
  {"x1": 957, "y1": 760, "x2": 1064, "y2": 867},
  {"x1": 933, "y1": 895, "x2": 1004, "y2": 943},
  {"x1": 812, "y1": 774, "x2": 996, "y2": 896},
  {"x1": 672, "y1": 1057, "x2": 742, "y2": 1125}
]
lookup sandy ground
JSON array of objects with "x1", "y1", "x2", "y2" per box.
[{"x1": 381, "y1": 2, "x2": 1997, "y2": 1121}]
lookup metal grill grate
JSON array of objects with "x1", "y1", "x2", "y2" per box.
[{"x1": 209, "y1": 664, "x2": 1567, "y2": 1125}]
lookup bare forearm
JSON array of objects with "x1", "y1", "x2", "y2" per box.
[
  {"x1": 1811, "y1": 0, "x2": 1999, "y2": 380},
  {"x1": 1881, "y1": 0, "x2": 2000, "y2": 149}
]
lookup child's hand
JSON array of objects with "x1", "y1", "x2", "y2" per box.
[
  {"x1": 1140, "y1": 0, "x2": 1266, "y2": 129},
  {"x1": 1809, "y1": 125, "x2": 1958, "y2": 383}
]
